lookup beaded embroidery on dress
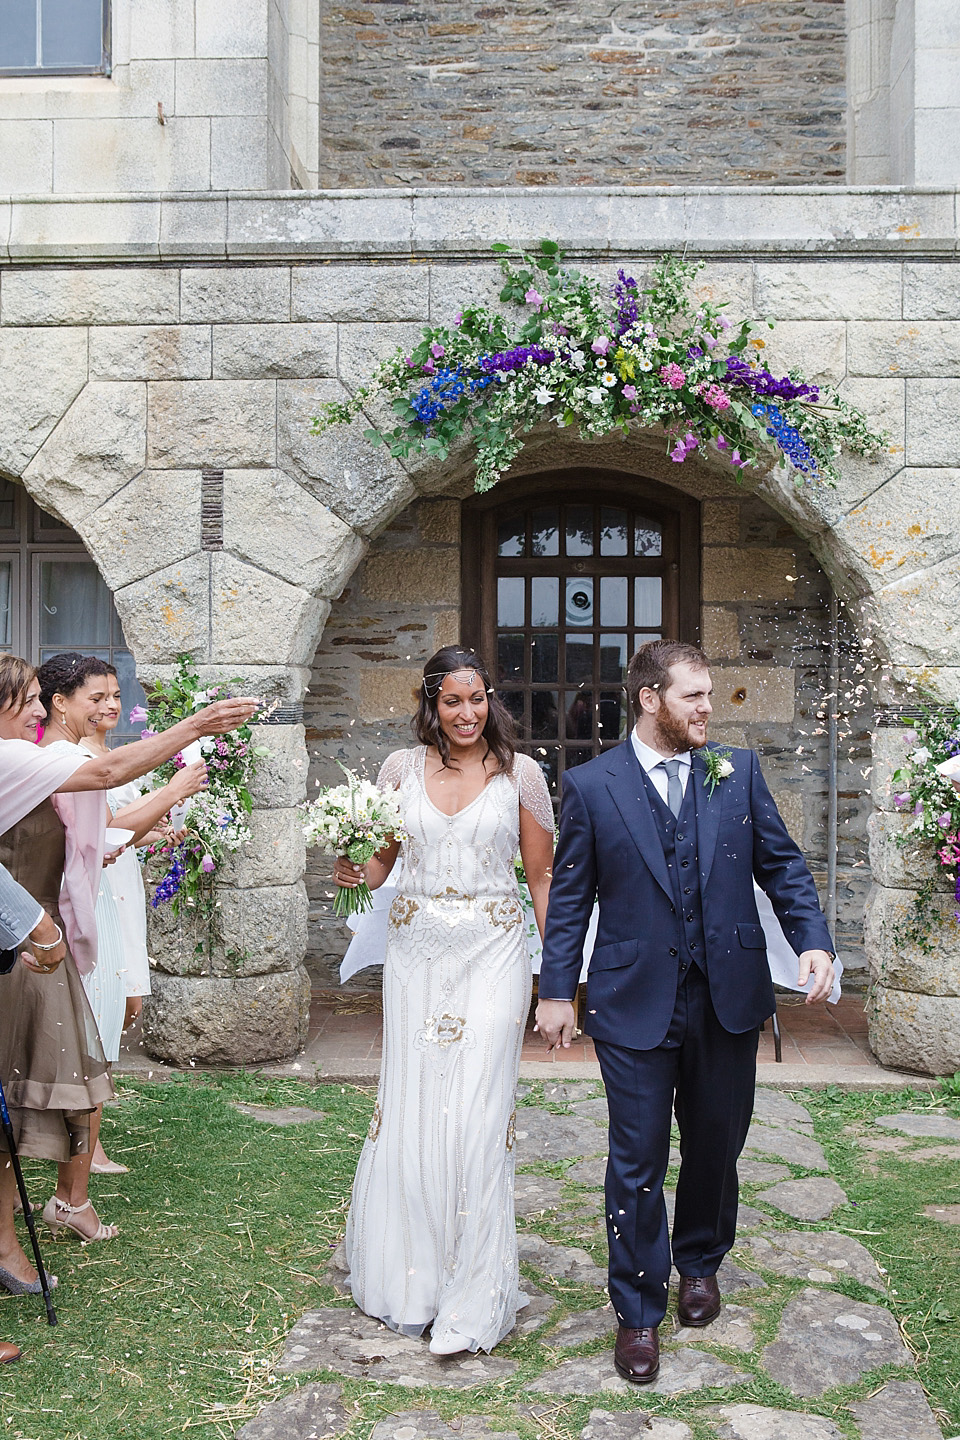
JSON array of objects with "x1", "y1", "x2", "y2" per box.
[{"x1": 344, "y1": 746, "x2": 553, "y2": 1352}]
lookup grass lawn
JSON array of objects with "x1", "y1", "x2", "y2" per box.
[{"x1": 1, "y1": 1074, "x2": 959, "y2": 1439}]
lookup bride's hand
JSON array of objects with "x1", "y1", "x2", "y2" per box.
[{"x1": 334, "y1": 857, "x2": 364, "y2": 888}]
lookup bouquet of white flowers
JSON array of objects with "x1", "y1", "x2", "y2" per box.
[{"x1": 302, "y1": 765, "x2": 405, "y2": 917}]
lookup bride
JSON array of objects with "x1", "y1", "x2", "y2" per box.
[{"x1": 334, "y1": 645, "x2": 554, "y2": 1355}]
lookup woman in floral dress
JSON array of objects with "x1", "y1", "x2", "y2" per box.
[{"x1": 335, "y1": 646, "x2": 554, "y2": 1355}]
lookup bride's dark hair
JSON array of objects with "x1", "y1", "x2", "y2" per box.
[{"x1": 413, "y1": 646, "x2": 517, "y2": 773}]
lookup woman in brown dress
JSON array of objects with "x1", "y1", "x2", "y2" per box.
[{"x1": 0, "y1": 656, "x2": 257, "y2": 1292}]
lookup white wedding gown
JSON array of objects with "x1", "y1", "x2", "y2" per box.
[{"x1": 345, "y1": 746, "x2": 554, "y2": 1352}]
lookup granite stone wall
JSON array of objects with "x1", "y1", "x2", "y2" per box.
[{"x1": 318, "y1": 0, "x2": 846, "y2": 187}]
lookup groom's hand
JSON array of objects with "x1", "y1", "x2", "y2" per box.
[
  {"x1": 534, "y1": 999, "x2": 578, "y2": 1051},
  {"x1": 798, "y1": 949, "x2": 835, "y2": 1004}
]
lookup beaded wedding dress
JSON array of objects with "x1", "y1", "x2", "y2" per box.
[{"x1": 345, "y1": 746, "x2": 554, "y2": 1352}]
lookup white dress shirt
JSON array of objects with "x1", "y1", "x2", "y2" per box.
[{"x1": 630, "y1": 729, "x2": 692, "y2": 803}]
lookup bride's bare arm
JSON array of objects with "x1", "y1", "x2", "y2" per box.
[
  {"x1": 333, "y1": 837, "x2": 400, "y2": 892},
  {"x1": 54, "y1": 698, "x2": 258, "y2": 793},
  {"x1": 519, "y1": 805, "x2": 554, "y2": 941}
]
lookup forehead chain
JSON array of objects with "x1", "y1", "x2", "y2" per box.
[{"x1": 421, "y1": 668, "x2": 494, "y2": 698}]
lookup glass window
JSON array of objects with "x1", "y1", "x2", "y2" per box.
[
  {"x1": 635, "y1": 576, "x2": 663, "y2": 629},
  {"x1": 497, "y1": 576, "x2": 524, "y2": 627},
  {"x1": 497, "y1": 514, "x2": 524, "y2": 557},
  {"x1": 0, "y1": 560, "x2": 13, "y2": 650},
  {"x1": 531, "y1": 506, "x2": 559, "y2": 557},
  {"x1": 565, "y1": 577, "x2": 594, "y2": 627},
  {"x1": 565, "y1": 505, "x2": 593, "y2": 556},
  {"x1": 600, "y1": 507, "x2": 628, "y2": 556},
  {"x1": 0, "y1": 0, "x2": 108, "y2": 75},
  {"x1": 530, "y1": 576, "x2": 558, "y2": 627}
]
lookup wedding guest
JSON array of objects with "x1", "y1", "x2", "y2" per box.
[
  {"x1": 335, "y1": 646, "x2": 554, "y2": 1354},
  {"x1": 0, "y1": 655, "x2": 256, "y2": 1264}
]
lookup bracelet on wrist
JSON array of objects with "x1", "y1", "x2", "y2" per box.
[{"x1": 31, "y1": 923, "x2": 63, "y2": 952}]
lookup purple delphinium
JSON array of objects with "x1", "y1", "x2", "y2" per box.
[
  {"x1": 725, "y1": 356, "x2": 819, "y2": 403},
  {"x1": 151, "y1": 850, "x2": 186, "y2": 907},
  {"x1": 477, "y1": 343, "x2": 555, "y2": 375},
  {"x1": 612, "y1": 269, "x2": 639, "y2": 336}
]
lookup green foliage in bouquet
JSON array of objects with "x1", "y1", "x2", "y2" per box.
[
  {"x1": 313, "y1": 241, "x2": 887, "y2": 493},
  {"x1": 891, "y1": 705, "x2": 960, "y2": 952}
]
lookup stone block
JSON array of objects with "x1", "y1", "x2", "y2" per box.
[
  {"x1": 427, "y1": 262, "x2": 505, "y2": 323},
  {"x1": 701, "y1": 499, "x2": 741, "y2": 544},
  {"x1": 702, "y1": 607, "x2": 740, "y2": 660},
  {"x1": 761, "y1": 1287, "x2": 909, "y2": 1397},
  {"x1": 868, "y1": 984, "x2": 960, "y2": 1075},
  {"x1": 136, "y1": 663, "x2": 309, "y2": 710},
  {"x1": 418, "y1": 498, "x2": 460, "y2": 545},
  {"x1": 755, "y1": 262, "x2": 903, "y2": 320},
  {"x1": 218, "y1": 809, "x2": 306, "y2": 889},
  {"x1": 292, "y1": 264, "x2": 430, "y2": 322},
  {"x1": 147, "y1": 379, "x2": 276, "y2": 467},
  {"x1": 159, "y1": 197, "x2": 228, "y2": 259},
  {"x1": 23, "y1": 381, "x2": 147, "y2": 526},
  {"x1": 227, "y1": 193, "x2": 414, "y2": 258},
  {"x1": 690, "y1": 263, "x2": 755, "y2": 321},
  {"x1": 77, "y1": 468, "x2": 201, "y2": 591},
  {"x1": 906, "y1": 379, "x2": 960, "y2": 466},
  {"x1": 864, "y1": 883, "x2": 960, "y2": 995},
  {"x1": 761, "y1": 321, "x2": 846, "y2": 388},
  {"x1": 363, "y1": 548, "x2": 460, "y2": 606},
  {"x1": 904, "y1": 262, "x2": 960, "y2": 319},
  {"x1": 53, "y1": 117, "x2": 211, "y2": 193},
  {"x1": 211, "y1": 116, "x2": 275, "y2": 191},
  {"x1": 222, "y1": 468, "x2": 365, "y2": 595},
  {"x1": 174, "y1": 58, "x2": 268, "y2": 116},
  {"x1": 8, "y1": 197, "x2": 162, "y2": 261},
  {"x1": 212, "y1": 323, "x2": 336, "y2": 379},
  {"x1": 709, "y1": 667, "x2": 795, "y2": 726},
  {"x1": 433, "y1": 609, "x2": 461, "y2": 650},
  {"x1": 142, "y1": 966, "x2": 311, "y2": 1065},
  {"x1": 702, "y1": 548, "x2": 796, "y2": 604},
  {"x1": 716, "y1": 1404, "x2": 845, "y2": 1440},
  {"x1": 870, "y1": 726, "x2": 915, "y2": 811},
  {"x1": 180, "y1": 268, "x2": 290, "y2": 323},
  {"x1": 828, "y1": 376, "x2": 906, "y2": 506},
  {"x1": 874, "y1": 552, "x2": 960, "y2": 668},
  {"x1": 247, "y1": 723, "x2": 310, "y2": 807},
  {"x1": 195, "y1": 0, "x2": 269, "y2": 57},
  {"x1": 849, "y1": 321, "x2": 960, "y2": 377},
  {"x1": 277, "y1": 379, "x2": 416, "y2": 536},
  {"x1": 358, "y1": 667, "x2": 422, "y2": 721},
  {"x1": 850, "y1": 1379, "x2": 945, "y2": 1440},
  {"x1": 867, "y1": 811, "x2": 955, "y2": 893},
  {"x1": 0, "y1": 120, "x2": 53, "y2": 194},
  {"x1": 835, "y1": 466, "x2": 960, "y2": 593},
  {"x1": 114, "y1": 552, "x2": 210, "y2": 661},
  {"x1": 128, "y1": 0, "x2": 197, "y2": 60},
  {"x1": 336, "y1": 321, "x2": 423, "y2": 388},
  {"x1": 1, "y1": 268, "x2": 179, "y2": 326},
  {"x1": 89, "y1": 325, "x2": 212, "y2": 381},
  {"x1": 0, "y1": 327, "x2": 87, "y2": 476},
  {"x1": 210, "y1": 553, "x2": 329, "y2": 665},
  {"x1": 214, "y1": 882, "x2": 309, "y2": 970}
]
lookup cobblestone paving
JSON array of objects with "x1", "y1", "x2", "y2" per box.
[{"x1": 244, "y1": 1085, "x2": 951, "y2": 1440}]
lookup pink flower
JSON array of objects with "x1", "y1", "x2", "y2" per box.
[
  {"x1": 622, "y1": 384, "x2": 637, "y2": 400},
  {"x1": 659, "y1": 363, "x2": 686, "y2": 390},
  {"x1": 201, "y1": 855, "x2": 216, "y2": 874},
  {"x1": 591, "y1": 336, "x2": 611, "y2": 355},
  {"x1": 422, "y1": 358, "x2": 435, "y2": 374},
  {"x1": 430, "y1": 340, "x2": 445, "y2": 358},
  {"x1": 670, "y1": 443, "x2": 688, "y2": 463},
  {"x1": 718, "y1": 315, "x2": 731, "y2": 331},
  {"x1": 454, "y1": 312, "x2": 463, "y2": 326},
  {"x1": 716, "y1": 435, "x2": 729, "y2": 450},
  {"x1": 730, "y1": 448, "x2": 747, "y2": 468},
  {"x1": 525, "y1": 288, "x2": 545, "y2": 308},
  {"x1": 703, "y1": 334, "x2": 718, "y2": 350},
  {"x1": 128, "y1": 704, "x2": 148, "y2": 725},
  {"x1": 140, "y1": 728, "x2": 157, "y2": 740},
  {"x1": 683, "y1": 430, "x2": 698, "y2": 451},
  {"x1": 702, "y1": 383, "x2": 731, "y2": 412}
]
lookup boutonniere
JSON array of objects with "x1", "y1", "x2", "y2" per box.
[{"x1": 702, "y1": 747, "x2": 735, "y2": 797}]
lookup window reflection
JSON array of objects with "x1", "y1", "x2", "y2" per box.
[
  {"x1": 565, "y1": 505, "x2": 593, "y2": 556},
  {"x1": 497, "y1": 632, "x2": 524, "y2": 681},
  {"x1": 565, "y1": 577, "x2": 594, "y2": 627},
  {"x1": 635, "y1": 517, "x2": 662, "y2": 556},
  {"x1": 531, "y1": 506, "x2": 559, "y2": 556},
  {"x1": 531, "y1": 633, "x2": 558, "y2": 682},
  {"x1": 497, "y1": 576, "x2": 524, "y2": 627},
  {"x1": 565, "y1": 689, "x2": 593, "y2": 740},
  {"x1": 497, "y1": 515, "x2": 525, "y2": 557},
  {"x1": 600, "y1": 507, "x2": 628, "y2": 555},
  {"x1": 531, "y1": 576, "x2": 559, "y2": 627},
  {"x1": 635, "y1": 576, "x2": 662, "y2": 629}
]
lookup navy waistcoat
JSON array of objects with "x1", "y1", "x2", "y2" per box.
[{"x1": 639, "y1": 765, "x2": 708, "y2": 976}]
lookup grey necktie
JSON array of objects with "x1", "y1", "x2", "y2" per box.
[{"x1": 659, "y1": 758, "x2": 683, "y2": 818}]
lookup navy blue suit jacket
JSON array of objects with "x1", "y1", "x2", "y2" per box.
[{"x1": 538, "y1": 740, "x2": 835, "y2": 1050}]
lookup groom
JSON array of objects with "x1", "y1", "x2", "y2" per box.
[{"x1": 536, "y1": 640, "x2": 834, "y2": 1383}]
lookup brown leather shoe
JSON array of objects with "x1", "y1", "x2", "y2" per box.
[
  {"x1": 0, "y1": 1341, "x2": 21, "y2": 1365},
  {"x1": 613, "y1": 1324, "x2": 660, "y2": 1383},
  {"x1": 677, "y1": 1274, "x2": 721, "y2": 1327}
]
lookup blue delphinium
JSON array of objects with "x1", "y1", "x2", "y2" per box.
[
  {"x1": 151, "y1": 849, "x2": 186, "y2": 908},
  {"x1": 752, "y1": 402, "x2": 818, "y2": 476},
  {"x1": 410, "y1": 365, "x2": 467, "y2": 424}
]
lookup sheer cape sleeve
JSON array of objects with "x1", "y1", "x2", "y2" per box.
[
  {"x1": 377, "y1": 749, "x2": 413, "y2": 792},
  {"x1": 514, "y1": 753, "x2": 556, "y2": 834}
]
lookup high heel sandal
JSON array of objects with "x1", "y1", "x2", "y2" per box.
[
  {"x1": 90, "y1": 1158, "x2": 128, "y2": 1176},
  {"x1": 42, "y1": 1196, "x2": 118, "y2": 1243},
  {"x1": 0, "y1": 1264, "x2": 57, "y2": 1295}
]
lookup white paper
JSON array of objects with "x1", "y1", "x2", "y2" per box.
[
  {"x1": 936, "y1": 755, "x2": 960, "y2": 780},
  {"x1": 180, "y1": 740, "x2": 203, "y2": 765}
]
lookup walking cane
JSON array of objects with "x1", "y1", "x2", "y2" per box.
[{"x1": 0, "y1": 1073, "x2": 57, "y2": 1325}]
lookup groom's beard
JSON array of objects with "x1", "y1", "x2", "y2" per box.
[{"x1": 653, "y1": 701, "x2": 708, "y2": 754}]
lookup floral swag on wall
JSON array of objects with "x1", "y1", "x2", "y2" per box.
[{"x1": 313, "y1": 242, "x2": 886, "y2": 492}]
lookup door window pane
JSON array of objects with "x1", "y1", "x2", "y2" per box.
[
  {"x1": 530, "y1": 507, "x2": 559, "y2": 556},
  {"x1": 497, "y1": 632, "x2": 524, "y2": 682},
  {"x1": 598, "y1": 634, "x2": 627, "y2": 682},
  {"x1": 39, "y1": 560, "x2": 112, "y2": 647},
  {"x1": 599, "y1": 690, "x2": 627, "y2": 741},
  {"x1": 600, "y1": 575, "x2": 627, "y2": 627},
  {"x1": 600, "y1": 507, "x2": 628, "y2": 555},
  {"x1": 564, "y1": 690, "x2": 592, "y2": 740},
  {"x1": 531, "y1": 691, "x2": 559, "y2": 740},
  {"x1": 41, "y1": 0, "x2": 103, "y2": 68},
  {"x1": 565, "y1": 577, "x2": 594, "y2": 627},
  {"x1": 0, "y1": 561, "x2": 12, "y2": 649},
  {"x1": 497, "y1": 576, "x2": 524, "y2": 627},
  {"x1": 634, "y1": 576, "x2": 662, "y2": 629},
  {"x1": 530, "y1": 576, "x2": 558, "y2": 627},
  {"x1": 565, "y1": 505, "x2": 593, "y2": 556},
  {"x1": 634, "y1": 517, "x2": 662, "y2": 556},
  {"x1": 497, "y1": 515, "x2": 525, "y2": 556},
  {"x1": 0, "y1": 478, "x2": 17, "y2": 531},
  {"x1": 530, "y1": 633, "x2": 558, "y2": 682},
  {"x1": 0, "y1": 0, "x2": 37, "y2": 68},
  {"x1": 565, "y1": 633, "x2": 593, "y2": 684},
  {"x1": 565, "y1": 745, "x2": 593, "y2": 771},
  {"x1": 500, "y1": 689, "x2": 525, "y2": 731}
]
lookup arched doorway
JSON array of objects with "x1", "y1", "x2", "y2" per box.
[
  {"x1": 0, "y1": 476, "x2": 145, "y2": 738},
  {"x1": 461, "y1": 469, "x2": 700, "y2": 801}
]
